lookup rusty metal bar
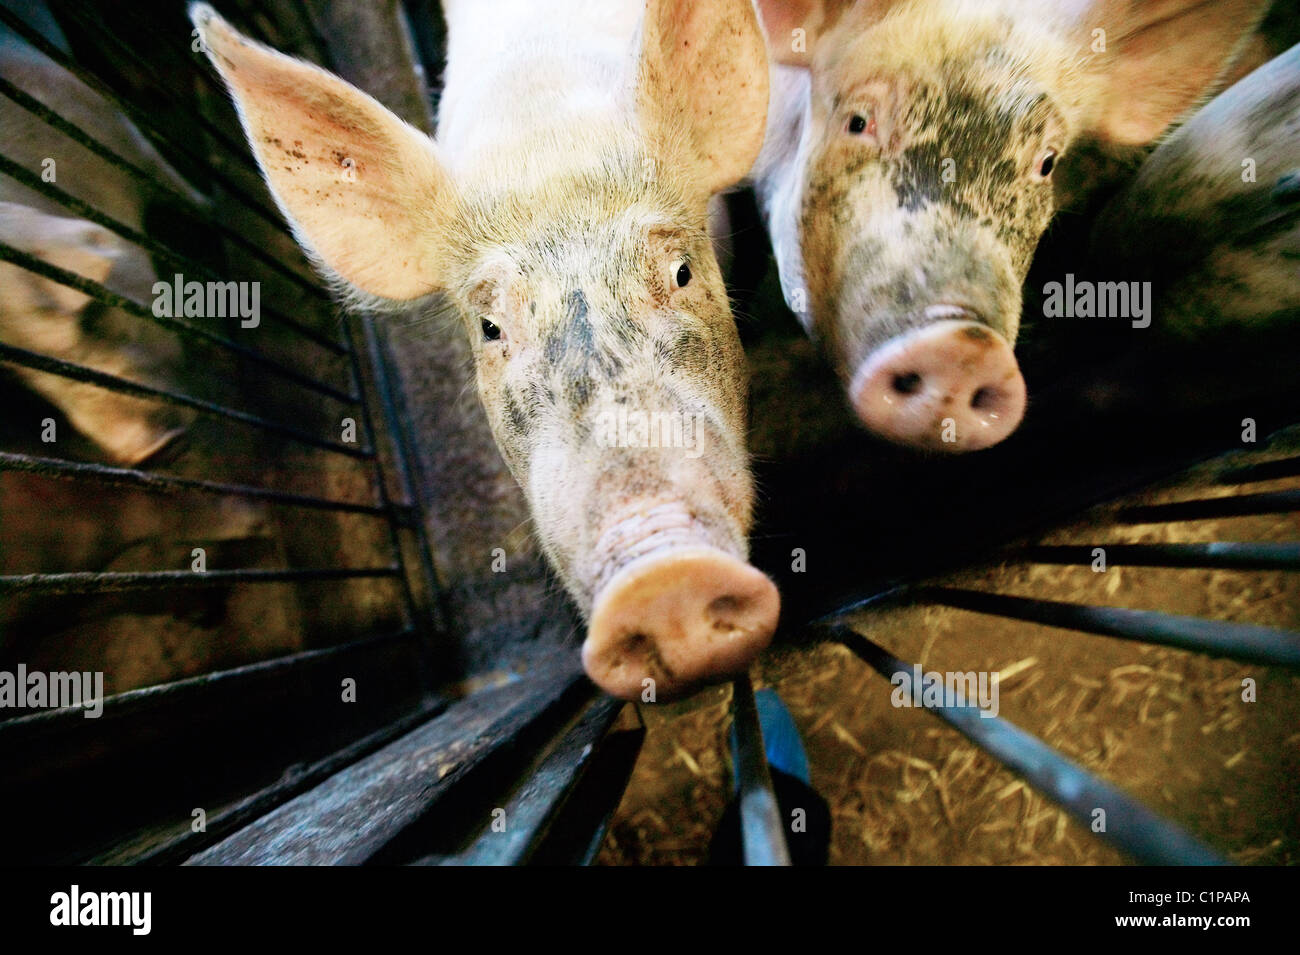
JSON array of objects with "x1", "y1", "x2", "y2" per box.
[
  {"x1": 359, "y1": 314, "x2": 451, "y2": 631},
  {"x1": 339, "y1": 312, "x2": 434, "y2": 662}
]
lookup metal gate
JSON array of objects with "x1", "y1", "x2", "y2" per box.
[{"x1": 0, "y1": 0, "x2": 1296, "y2": 866}]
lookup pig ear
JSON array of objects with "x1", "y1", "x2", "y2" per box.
[
  {"x1": 190, "y1": 3, "x2": 456, "y2": 301},
  {"x1": 753, "y1": 0, "x2": 878, "y2": 67},
  {"x1": 637, "y1": 0, "x2": 771, "y2": 198},
  {"x1": 1074, "y1": 0, "x2": 1271, "y2": 145},
  {"x1": 753, "y1": 0, "x2": 822, "y2": 67}
]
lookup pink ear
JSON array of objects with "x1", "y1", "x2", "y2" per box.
[
  {"x1": 752, "y1": 0, "x2": 878, "y2": 67},
  {"x1": 638, "y1": 0, "x2": 772, "y2": 197},
  {"x1": 1081, "y1": 0, "x2": 1271, "y2": 145},
  {"x1": 753, "y1": 0, "x2": 823, "y2": 67},
  {"x1": 191, "y1": 3, "x2": 457, "y2": 301}
]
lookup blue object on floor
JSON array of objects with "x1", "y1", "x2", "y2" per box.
[{"x1": 730, "y1": 687, "x2": 811, "y2": 787}]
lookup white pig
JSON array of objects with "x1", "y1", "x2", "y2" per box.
[{"x1": 190, "y1": 0, "x2": 779, "y2": 701}]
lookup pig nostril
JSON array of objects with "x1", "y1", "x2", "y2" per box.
[
  {"x1": 708, "y1": 594, "x2": 742, "y2": 616},
  {"x1": 707, "y1": 594, "x2": 747, "y2": 631},
  {"x1": 970, "y1": 387, "x2": 998, "y2": 410},
  {"x1": 891, "y1": 372, "x2": 923, "y2": 396}
]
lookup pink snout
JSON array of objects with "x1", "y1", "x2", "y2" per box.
[
  {"x1": 584, "y1": 547, "x2": 779, "y2": 702},
  {"x1": 849, "y1": 318, "x2": 1026, "y2": 452}
]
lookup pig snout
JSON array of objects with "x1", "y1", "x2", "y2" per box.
[
  {"x1": 849, "y1": 312, "x2": 1026, "y2": 452},
  {"x1": 582, "y1": 503, "x2": 779, "y2": 702}
]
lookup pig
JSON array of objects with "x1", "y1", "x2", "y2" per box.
[
  {"x1": 1089, "y1": 40, "x2": 1300, "y2": 336},
  {"x1": 0, "y1": 202, "x2": 189, "y2": 464},
  {"x1": 189, "y1": 0, "x2": 779, "y2": 701},
  {"x1": 749, "y1": 0, "x2": 1271, "y2": 451},
  {"x1": 0, "y1": 17, "x2": 199, "y2": 464}
]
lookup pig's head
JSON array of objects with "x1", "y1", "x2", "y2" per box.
[
  {"x1": 191, "y1": 1, "x2": 777, "y2": 700},
  {"x1": 755, "y1": 0, "x2": 1269, "y2": 451}
]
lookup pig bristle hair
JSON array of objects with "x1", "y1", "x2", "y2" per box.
[{"x1": 863, "y1": 1, "x2": 1087, "y2": 130}]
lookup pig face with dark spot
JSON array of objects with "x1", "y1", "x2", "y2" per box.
[
  {"x1": 451, "y1": 167, "x2": 753, "y2": 616},
  {"x1": 193, "y1": 0, "x2": 779, "y2": 701},
  {"x1": 753, "y1": 0, "x2": 1271, "y2": 451}
]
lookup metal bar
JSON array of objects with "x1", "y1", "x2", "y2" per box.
[
  {"x1": 0, "y1": 566, "x2": 401, "y2": 596},
  {"x1": 185, "y1": 649, "x2": 586, "y2": 865},
  {"x1": 0, "y1": 229, "x2": 355, "y2": 405},
  {"x1": 0, "y1": 150, "x2": 346, "y2": 369},
  {"x1": 90, "y1": 696, "x2": 446, "y2": 865},
  {"x1": 526, "y1": 722, "x2": 645, "y2": 865},
  {"x1": 47, "y1": 0, "x2": 274, "y2": 174},
  {"x1": 0, "y1": 70, "x2": 342, "y2": 347},
  {"x1": 1013, "y1": 542, "x2": 1300, "y2": 571},
  {"x1": 360, "y1": 314, "x2": 450, "y2": 631},
  {"x1": 0, "y1": 626, "x2": 417, "y2": 733},
  {"x1": 831, "y1": 626, "x2": 1228, "y2": 866},
  {"x1": 731, "y1": 675, "x2": 792, "y2": 866},
  {"x1": 918, "y1": 586, "x2": 1300, "y2": 668},
  {"x1": 0, "y1": 3, "x2": 291, "y2": 234},
  {"x1": 450, "y1": 694, "x2": 624, "y2": 866},
  {"x1": 0, "y1": 72, "x2": 195, "y2": 211},
  {"x1": 0, "y1": 450, "x2": 392, "y2": 517},
  {"x1": 0, "y1": 625, "x2": 430, "y2": 863},
  {"x1": 339, "y1": 312, "x2": 429, "y2": 663},
  {"x1": 1218, "y1": 454, "x2": 1300, "y2": 485},
  {"x1": 0, "y1": 340, "x2": 375, "y2": 459},
  {"x1": 109, "y1": 0, "x2": 246, "y2": 109},
  {"x1": 1119, "y1": 490, "x2": 1300, "y2": 523}
]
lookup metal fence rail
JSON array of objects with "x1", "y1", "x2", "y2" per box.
[
  {"x1": 0, "y1": 0, "x2": 463, "y2": 865},
  {"x1": 0, "y1": 0, "x2": 1295, "y2": 868},
  {"x1": 791, "y1": 437, "x2": 1300, "y2": 867}
]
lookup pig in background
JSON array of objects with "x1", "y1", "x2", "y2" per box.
[
  {"x1": 1090, "y1": 40, "x2": 1300, "y2": 339},
  {"x1": 749, "y1": 0, "x2": 1273, "y2": 452},
  {"x1": 0, "y1": 13, "x2": 198, "y2": 465},
  {"x1": 0, "y1": 1, "x2": 405, "y2": 693},
  {"x1": 190, "y1": 0, "x2": 779, "y2": 702}
]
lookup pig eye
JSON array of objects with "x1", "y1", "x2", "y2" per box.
[
  {"x1": 480, "y1": 317, "x2": 502, "y2": 341},
  {"x1": 1036, "y1": 148, "x2": 1058, "y2": 179},
  {"x1": 846, "y1": 113, "x2": 875, "y2": 136},
  {"x1": 671, "y1": 259, "x2": 692, "y2": 289}
]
